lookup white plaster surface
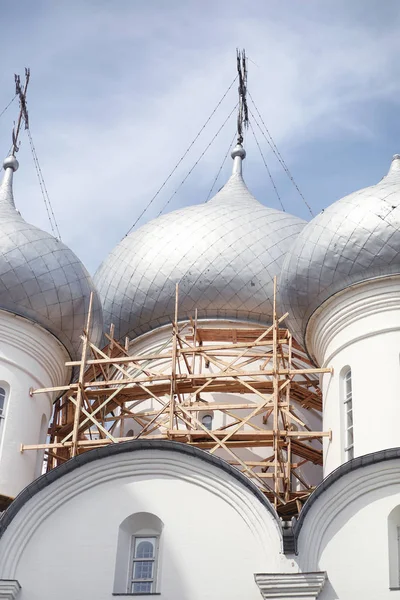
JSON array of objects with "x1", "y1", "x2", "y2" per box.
[
  {"x1": 297, "y1": 458, "x2": 400, "y2": 599},
  {"x1": 306, "y1": 277, "x2": 400, "y2": 475},
  {"x1": 0, "y1": 310, "x2": 69, "y2": 500},
  {"x1": 0, "y1": 447, "x2": 288, "y2": 600}
]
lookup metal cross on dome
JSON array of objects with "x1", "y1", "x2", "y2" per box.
[
  {"x1": 236, "y1": 48, "x2": 249, "y2": 145},
  {"x1": 12, "y1": 68, "x2": 30, "y2": 156}
]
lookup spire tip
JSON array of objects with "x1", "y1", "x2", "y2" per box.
[
  {"x1": 3, "y1": 155, "x2": 19, "y2": 172},
  {"x1": 387, "y1": 154, "x2": 400, "y2": 176},
  {"x1": 231, "y1": 143, "x2": 246, "y2": 175},
  {"x1": 231, "y1": 144, "x2": 246, "y2": 160}
]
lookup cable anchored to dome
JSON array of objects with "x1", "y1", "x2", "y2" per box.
[
  {"x1": 0, "y1": 94, "x2": 17, "y2": 123},
  {"x1": 123, "y1": 76, "x2": 238, "y2": 237},
  {"x1": 249, "y1": 120, "x2": 285, "y2": 212},
  {"x1": 10, "y1": 69, "x2": 62, "y2": 239},
  {"x1": 156, "y1": 103, "x2": 238, "y2": 217},
  {"x1": 248, "y1": 92, "x2": 314, "y2": 217},
  {"x1": 206, "y1": 131, "x2": 237, "y2": 202},
  {"x1": 154, "y1": 51, "x2": 248, "y2": 216},
  {"x1": 27, "y1": 129, "x2": 62, "y2": 240}
]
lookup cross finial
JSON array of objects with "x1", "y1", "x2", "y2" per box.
[
  {"x1": 12, "y1": 68, "x2": 30, "y2": 156},
  {"x1": 236, "y1": 49, "x2": 248, "y2": 145}
]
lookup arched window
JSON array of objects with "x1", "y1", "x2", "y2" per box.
[
  {"x1": 126, "y1": 429, "x2": 134, "y2": 437},
  {"x1": 343, "y1": 369, "x2": 354, "y2": 460},
  {"x1": 0, "y1": 387, "x2": 7, "y2": 438},
  {"x1": 201, "y1": 414, "x2": 213, "y2": 431},
  {"x1": 114, "y1": 512, "x2": 163, "y2": 595},
  {"x1": 0, "y1": 387, "x2": 6, "y2": 421},
  {"x1": 35, "y1": 414, "x2": 49, "y2": 478}
]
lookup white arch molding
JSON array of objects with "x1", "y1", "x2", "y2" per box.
[
  {"x1": 297, "y1": 460, "x2": 400, "y2": 571},
  {"x1": 0, "y1": 447, "x2": 283, "y2": 579}
]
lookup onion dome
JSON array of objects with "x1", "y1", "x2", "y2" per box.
[
  {"x1": 0, "y1": 155, "x2": 103, "y2": 359},
  {"x1": 280, "y1": 154, "x2": 400, "y2": 348},
  {"x1": 94, "y1": 144, "x2": 305, "y2": 341}
]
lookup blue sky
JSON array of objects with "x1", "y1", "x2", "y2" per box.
[{"x1": 1, "y1": 0, "x2": 400, "y2": 273}]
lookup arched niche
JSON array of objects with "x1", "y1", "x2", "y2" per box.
[
  {"x1": 113, "y1": 511, "x2": 163, "y2": 594},
  {"x1": 388, "y1": 505, "x2": 400, "y2": 588}
]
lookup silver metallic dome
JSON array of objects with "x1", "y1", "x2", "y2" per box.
[
  {"x1": 280, "y1": 154, "x2": 400, "y2": 347},
  {"x1": 94, "y1": 145, "x2": 305, "y2": 341},
  {"x1": 0, "y1": 156, "x2": 103, "y2": 359}
]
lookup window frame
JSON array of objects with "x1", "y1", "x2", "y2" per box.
[
  {"x1": 129, "y1": 535, "x2": 160, "y2": 594},
  {"x1": 343, "y1": 369, "x2": 354, "y2": 460}
]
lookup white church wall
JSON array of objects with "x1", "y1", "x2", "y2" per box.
[
  {"x1": 297, "y1": 456, "x2": 400, "y2": 599},
  {"x1": 0, "y1": 310, "x2": 70, "y2": 501},
  {"x1": 0, "y1": 445, "x2": 289, "y2": 600},
  {"x1": 306, "y1": 277, "x2": 400, "y2": 476}
]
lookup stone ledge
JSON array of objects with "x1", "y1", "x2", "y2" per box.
[
  {"x1": 0, "y1": 580, "x2": 21, "y2": 599},
  {"x1": 255, "y1": 572, "x2": 326, "y2": 599}
]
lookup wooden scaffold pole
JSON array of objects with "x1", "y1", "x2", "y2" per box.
[
  {"x1": 169, "y1": 284, "x2": 179, "y2": 433},
  {"x1": 272, "y1": 277, "x2": 279, "y2": 506},
  {"x1": 71, "y1": 292, "x2": 93, "y2": 457}
]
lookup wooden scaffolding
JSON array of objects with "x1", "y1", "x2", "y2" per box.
[{"x1": 25, "y1": 282, "x2": 331, "y2": 517}]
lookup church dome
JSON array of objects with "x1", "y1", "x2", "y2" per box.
[
  {"x1": 94, "y1": 145, "x2": 305, "y2": 341},
  {"x1": 0, "y1": 155, "x2": 103, "y2": 359},
  {"x1": 280, "y1": 154, "x2": 400, "y2": 347}
]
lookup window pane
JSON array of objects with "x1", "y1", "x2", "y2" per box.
[
  {"x1": 345, "y1": 371, "x2": 352, "y2": 392},
  {"x1": 202, "y1": 414, "x2": 212, "y2": 430},
  {"x1": 347, "y1": 410, "x2": 353, "y2": 427},
  {"x1": 132, "y1": 581, "x2": 152, "y2": 593},
  {"x1": 135, "y1": 539, "x2": 155, "y2": 559},
  {"x1": 133, "y1": 560, "x2": 153, "y2": 580}
]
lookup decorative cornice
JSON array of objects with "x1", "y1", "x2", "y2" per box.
[
  {"x1": 0, "y1": 580, "x2": 20, "y2": 599},
  {"x1": 254, "y1": 572, "x2": 326, "y2": 599},
  {"x1": 306, "y1": 275, "x2": 400, "y2": 365}
]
